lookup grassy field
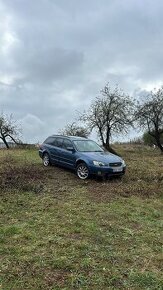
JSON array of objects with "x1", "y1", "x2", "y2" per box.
[{"x1": 0, "y1": 145, "x2": 163, "y2": 289}]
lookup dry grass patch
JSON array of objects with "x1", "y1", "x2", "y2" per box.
[{"x1": 0, "y1": 146, "x2": 163, "y2": 289}]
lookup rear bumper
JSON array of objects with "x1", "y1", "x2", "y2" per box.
[{"x1": 39, "y1": 150, "x2": 43, "y2": 158}]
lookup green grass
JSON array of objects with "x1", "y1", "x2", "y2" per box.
[{"x1": 0, "y1": 146, "x2": 163, "y2": 289}]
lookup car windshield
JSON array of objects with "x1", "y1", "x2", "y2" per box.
[{"x1": 73, "y1": 140, "x2": 103, "y2": 152}]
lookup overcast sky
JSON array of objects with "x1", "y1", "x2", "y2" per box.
[{"x1": 0, "y1": 0, "x2": 163, "y2": 143}]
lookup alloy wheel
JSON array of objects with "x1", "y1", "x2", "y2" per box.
[
  {"x1": 77, "y1": 163, "x2": 89, "y2": 179},
  {"x1": 43, "y1": 153, "x2": 50, "y2": 166}
]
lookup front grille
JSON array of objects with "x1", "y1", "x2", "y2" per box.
[{"x1": 109, "y1": 162, "x2": 122, "y2": 167}]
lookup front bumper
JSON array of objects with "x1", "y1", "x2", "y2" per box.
[{"x1": 89, "y1": 165, "x2": 126, "y2": 177}]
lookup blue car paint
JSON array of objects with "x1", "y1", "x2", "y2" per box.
[{"x1": 39, "y1": 135, "x2": 126, "y2": 177}]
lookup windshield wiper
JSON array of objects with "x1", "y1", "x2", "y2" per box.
[{"x1": 80, "y1": 150, "x2": 103, "y2": 152}]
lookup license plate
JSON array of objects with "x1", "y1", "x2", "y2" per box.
[{"x1": 113, "y1": 167, "x2": 123, "y2": 172}]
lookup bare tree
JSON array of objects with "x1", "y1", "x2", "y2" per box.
[
  {"x1": 143, "y1": 131, "x2": 163, "y2": 146},
  {"x1": 135, "y1": 87, "x2": 163, "y2": 152},
  {"x1": 0, "y1": 114, "x2": 21, "y2": 148},
  {"x1": 59, "y1": 122, "x2": 90, "y2": 138},
  {"x1": 80, "y1": 83, "x2": 133, "y2": 154}
]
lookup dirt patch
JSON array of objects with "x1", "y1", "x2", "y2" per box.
[
  {"x1": 43, "y1": 268, "x2": 70, "y2": 288},
  {"x1": 0, "y1": 157, "x2": 46, "y2": 194}
]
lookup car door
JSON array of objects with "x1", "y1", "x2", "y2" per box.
[
  {"x1": 60, "y1": 139, "x2": 76, "y2": 168},
  {"x1": 46, "y1": 137, "x2": 60, "y2": 164},
  {"x1": 55, "y1": 137, "x2": 64, "y2": 164}
]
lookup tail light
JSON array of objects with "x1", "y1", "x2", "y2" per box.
[{"x1": 38, "y1": 144, "x2": 43, "y2": 150}]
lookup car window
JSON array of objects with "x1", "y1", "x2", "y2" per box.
[
  {"x1": 51, "y1": 138, "x2": 57, "y2": 146},
  {"x1": 44, "y1": 137, "x2": 56, "y2": 146},
  {"x1": 73, "y1": 140, "x2": 103, "y2": 152},
  {"x1": 56, "y1": 138, "x2": 63, "y2": 148},
  {"x1": 63, "y1": 139, "x2": 73, "y2": 150}
]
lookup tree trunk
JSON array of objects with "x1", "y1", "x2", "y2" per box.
[
  {"x1": 155, "y1": 136, "x2": 163, "y2": 153},
  {"x1": 104, "y1": 128, "x2": 120, "y2": 156},
  {"x1": 153, "y1": 129, "x2": 163, "y2": 153},
  {"x1": 98, "y1": 127, "x2": 105, "y2": 147},
  {"x1": 2, "y1": 137, "x2": 9, "y2": 149},
  {"x1": 106, "y1": 127, "x2": 111, "y2": 146},
  {"x1": 103, "y1": 143, "x2": 120, "y2": 156}
]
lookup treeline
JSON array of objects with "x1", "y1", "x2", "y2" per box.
[
  {"x1": 61, "y1": 83, "x2": 163, "y2": 153},
  {"x1": 1, "y1": 83, "x2": 163, "y2": 153},
  {"x1": 116, "y1": 133, "x2": 163, "y2": 146}
]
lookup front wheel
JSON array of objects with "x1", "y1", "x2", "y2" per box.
[
  {"x1": 42, "y1": 153, "x2": 51, "y2": 167},
  {"x1": 76, "y1": 163, "x2": 89, "y2": 180}
]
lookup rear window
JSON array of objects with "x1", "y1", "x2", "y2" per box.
[{"x1": 44, "y1": 137, "x2": 56, "y2": 146}]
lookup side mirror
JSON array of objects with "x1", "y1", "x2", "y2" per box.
[{"x1": 67, "y1": 146, "x2": 75, "y2": 152}]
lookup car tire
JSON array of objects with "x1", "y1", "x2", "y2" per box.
[
  {"x1": 43, "y1": 153, "x2": 51, "y2": 167},
  {"x1": 76, "y1": 162, "x2": 89, "y2": 180}
]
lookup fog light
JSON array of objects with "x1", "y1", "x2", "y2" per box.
[{"x1": 98, "y1": 171, "x2": 102, "y2": 175}]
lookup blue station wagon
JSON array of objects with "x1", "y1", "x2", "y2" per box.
[{"x1": 39, "y1": 135, "x2": 126, "y2": 179}]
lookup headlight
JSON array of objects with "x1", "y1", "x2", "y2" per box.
[
  {"x1": 93, "y1": 160, "x2": 105, "y2": 166},
  {"x1": 122, "y1": 160, "x2": 126, "y2": 166}
]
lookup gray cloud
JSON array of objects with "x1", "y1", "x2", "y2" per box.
[{"x1": 0, "y1": 0, "x2": 163, "y2": 142}]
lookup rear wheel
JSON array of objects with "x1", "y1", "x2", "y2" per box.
[
  {"x1": 76, "y1": 163, "x2": 89, "y2": 180},
  {"x1": 43, "y1": 153, "x2": 51, "y2": 167}
]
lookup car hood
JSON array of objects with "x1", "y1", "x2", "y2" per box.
[{"x1": 80, "y1": 151, "x2": 123, "y2": 163}]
